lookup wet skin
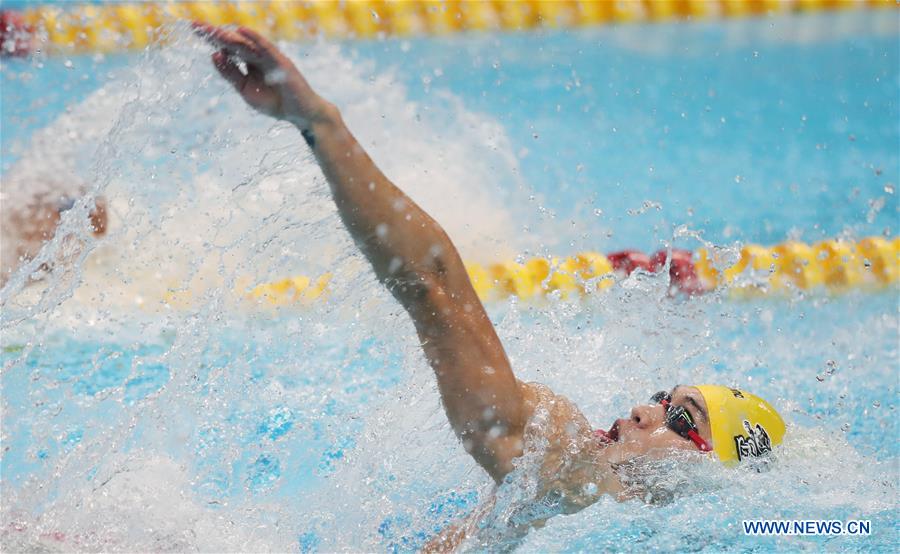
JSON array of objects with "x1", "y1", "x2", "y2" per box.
[
  {"x1": 194, "y1": 23, "x2": 716, "y2": 551},
  {"x1": 2, "y1": 195, "x2": 107, "y2": 286},
  {"x1": 604, "y1": 385, "x2": 713, "y2": 460}
]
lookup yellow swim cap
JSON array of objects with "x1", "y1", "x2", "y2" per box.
[{"x1": 694, "y1": 385, "x2": 786, "y2": 466}]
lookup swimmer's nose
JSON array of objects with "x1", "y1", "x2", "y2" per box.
[{"x1": 630, "y1": 404, "x2": 664, "y2": 429}]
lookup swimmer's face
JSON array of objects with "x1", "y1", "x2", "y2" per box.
[{"x1": 603, "y1": 386, "x2": 712, "y2": 461}]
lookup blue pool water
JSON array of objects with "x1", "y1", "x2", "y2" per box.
[{"x1": 1, "y1": 9, "x2": 898, "y2": 553}]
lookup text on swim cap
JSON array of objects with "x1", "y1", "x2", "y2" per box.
[{"x1": 734, "y1": 420, "x2": 773, "y2": 461}]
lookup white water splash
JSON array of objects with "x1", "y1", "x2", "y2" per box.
[{"x1": 1, "y1": 23, "x2": 897, "y2": 554}]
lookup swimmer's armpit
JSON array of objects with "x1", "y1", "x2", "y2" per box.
[{"x1": 301, "y1": 129, "x2": 315, "y2": 148}]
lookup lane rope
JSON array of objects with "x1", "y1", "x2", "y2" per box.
[
  {"x1": 1, "y1": 0, "x2": 897, "y2": 56},
  {"x1": 243, "y1": 236, "x2": 900, "y2": 305},
  {"x1": 2, "y1": 4, "x2": 896, "y2": 304}
]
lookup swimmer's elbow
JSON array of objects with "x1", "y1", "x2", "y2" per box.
[{"x1": 379, "y1": 268, "x2": 444, "y2": 318}]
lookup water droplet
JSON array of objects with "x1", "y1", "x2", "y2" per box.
[
  {"x1": 884, "y1": 183, "x2": 895, "y2": 194},
  {"x1": 63, "y1": 59, "x2": 73, "y2": 68},
  {"x1": 872, "y1": 400, "x2": 881, "y2": 408},
  {"x1": 841, "y1": 423, "x2": 850, "y2": 432},
  {"x1": 388, "y1": 257, "x2": 403, "y2": 274}
]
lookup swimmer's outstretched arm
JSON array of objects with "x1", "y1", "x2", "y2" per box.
[{"x1": 198, "y1": 24, "x2": 528, "y2": 483}]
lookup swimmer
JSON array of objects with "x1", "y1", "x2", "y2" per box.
[
  {"x1": 0, "y1": 188, "x2": 107, "y2": 287},
  {"x1": 197, "y1": 24, "x2": 786, "y2": 550}
]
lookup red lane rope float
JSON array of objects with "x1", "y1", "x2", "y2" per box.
[
  {"x1": 1, "y1": 0, "x2": 898, "y2": 57},
  {"x1": 0, "y1": 10, "x2": 32, "y2": 56},
  {"x1": 243, "y1": 237, "x2": 899, "y2": 306}
]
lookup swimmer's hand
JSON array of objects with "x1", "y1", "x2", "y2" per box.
[{"x1": 193, "y1": 22, "x2": 331, "y2": 128}]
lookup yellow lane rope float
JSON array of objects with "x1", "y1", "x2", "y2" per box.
[
  {"x1": 245, "y1": 236, "x2": 899, "y2": 305},
  {"x1": 0, "y1": 0, "x2": 897, "y2": 56}
]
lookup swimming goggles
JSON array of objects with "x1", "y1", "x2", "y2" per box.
[{"x1": 651, "y1": 391, "x2": 713, "y2": 452}]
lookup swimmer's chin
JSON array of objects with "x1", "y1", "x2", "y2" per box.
[{"x1": 596, "y1": 440, "x2": 706, "y2": 468}]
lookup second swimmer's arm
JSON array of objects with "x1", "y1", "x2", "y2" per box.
[{"x1": 199, "y1": 24, "x2": 528, "y2": 483}]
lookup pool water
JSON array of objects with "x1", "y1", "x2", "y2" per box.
[{"x1": 1, "y1": 9, "x2": 898, "y2": 553}]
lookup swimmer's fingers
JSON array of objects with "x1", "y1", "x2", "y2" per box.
[
  {"x1": 196, "y1": 22, "x2": 316, "y2": 121},
  {"x1": 192, "y1": 22, "x2": 277, "y2": 70},
  {"x1": 193, "y1": 21, "x2": 236, "y2": 52},
  {"x1": 211, "y1": 50, "x2": 248, "y2": 91},
  {"x1": 211, "y1": 47, "x2": 282, "y2": 117},
  {"x1": 235, "y1": 26, "x2": 274, "y2": 52}
]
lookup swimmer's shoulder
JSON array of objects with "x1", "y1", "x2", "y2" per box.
[
  {"x1": 516, "y1": 380, "x2": 613, "y2": 502},
  {"x1": 517, "y1": 380, "x2": 591, "y2": 432}
]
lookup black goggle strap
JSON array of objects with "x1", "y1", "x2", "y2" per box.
[{"x1": 651, "y1": 391, "x2": 671, "y2": 404}]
